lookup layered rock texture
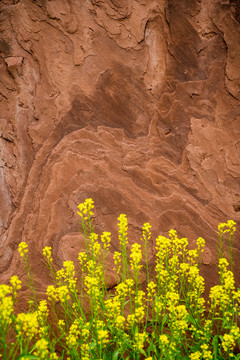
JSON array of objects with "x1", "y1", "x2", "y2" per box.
[{"x1": 0, "y1": 0, "x2": 240, "y2": 292}]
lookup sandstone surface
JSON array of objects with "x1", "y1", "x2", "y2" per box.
[{"x1": 0, "y1": 0, "x2": 240, "y2": 295}]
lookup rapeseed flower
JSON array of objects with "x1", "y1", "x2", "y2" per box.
[
  {"x1": 16, "y1": 312, "x2": 39, "y2": 340},
  {"x1": 43, "y1": 246, "x2": 53, "y2": 263},
  {"x1": 66, "y1": 319, "x2": 82, "y2": 349},
  {"x1": 222, "y1": 326, "x2": 240, "y2": 356},
  {"x1": 130, "y1": 243, "x2": 142, "y2": 273},
  {"x1": 37, "y1": 300, "x2": 49, "y2": 325},
  {"x1": 115, "y1": 315, "x2": 125, "y2": 329},
  {"x1": 77, "y1": 198, "x2": 94, "y2": 220},
  {"x1": 190, "y1": 352, "x2": 201, "y2": 360},
  {"x1": 10, "y1": 275, "x2": 21, "y2": 294},
  {"x1": 97, "y1": 329, "x2": 109, "y2": 345},
  {"x1": 142, "y1": 222, "x2": 151, "y2": 243},
  {"x1": 18, "y1": 241, "x2": 28, "y2": 258},
  {"x1": 101, "y1": 231, "x2": 111, "y2": 250},
  {"x1": 147, "y1": 281, "x2": 157, "y2": 297},
  {"x1": 218, "y1": 220, "x2": 236, "y2": 235},
  {"x1": 196, "y1": 237, "x2": 205, "y2": 253},
  {"x1": 118, "y1": 214, "x2": 128, "y2": 246},
  {"x1": 0, "y1": 294, "x2": 13, "y2": 325},
  {"x1": 78, "y1": 251, "x2": 87, "y2": 267},
  {"x1": 133, "y1": 331, "x2": 147, "y2": 351},
  {"x1": 33, "y1": 338, "x2": 49, "y2": 359},
  {"x1": 113, "y1": 251, "x2": 121, "y2": 275},
  {"x1": 201, "y1": 344, "x2": 212, "y2": 360}
]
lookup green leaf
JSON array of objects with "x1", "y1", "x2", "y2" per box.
[
  {"x1": 162, "y1": 314, "x2": 168, "y2": 326},
  {"x1": 112, "y1": 349, "x2": 120, "y2": 360},
  {"x1": 212, "y1": 334, "x2": 219, "y2": 359},
  {"x1": 139, "y1": 348, "x2": 147, "y2": 357}
]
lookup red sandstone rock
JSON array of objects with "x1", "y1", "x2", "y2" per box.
[{"x1": 0, "y1": 0, "x2": 240, "y2": 295}]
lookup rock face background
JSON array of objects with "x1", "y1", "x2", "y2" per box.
[{"x1": 0, "y1": 0, "x2": 240, "y2": 294}]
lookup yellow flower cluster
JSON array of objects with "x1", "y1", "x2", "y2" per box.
[
  {"x1": 168, "y1": 303, "x2": 188, "y2": 336},
  {"x1": 10, "y1": 275, "x2": 22, "y2": 294},
  {"x1": 209, "y1": 285, "x2": 228, "y2": 312},
  {"x1": 58, "y1": 319, "x2": 65, "y2": 333},
  {"x1": 222, "y1": 326, "x2": 240, "y2": 355},
  {"x1": 201, "y1": 343, "x2": 212, "y2": 360},
  {"x1": 42, "y1": 246, "x2": 53, "y2": 263},
  {"x1": 130, "y1": 243, "x2": 142, "y2": 274},
  {"x1": 89, "y1": 232, "x2": 100, "y2": 255},
  {"x1": 158, "y1": 334, "x2": 175, "y2": 358},
  {"x1": 190, "y1": 351, "x2": 201, "y2": 360},
  {"x1": 46, "y1": 285, "x2": 70, "y2": 303},
  {"x1": 218, "y1": 258, "x2": 235, "y2": 291},
  {"x1": 118, "y1": 214, "x2": 128, "y2": 246},
  {"x1": 115, "y1": 315, "x2": 125, "y2": 329},
  {"x1": 55, "y1": 261, "x2": 77, "y2": 292},
  {"x1": 66, "y1": 319, "x2": 81, "y2": 349},
  {"x1": 147, "y1": 281, "x2": 157, "y2": 297},
  {"x1": 18, "y1": 241, "x2": 28, "y2": 258},
  {"x1": 133, "y1": 331, "x2": 147, "y2": 351},
  {"x1": 84, "y1": 275, "x2": 101, "y2": 300},
  {"x1": 142, "y1": 222, "x2": 151, "y2": 243},
  {"x1": 218, "y1": 220, "x2": 236, "y2": 235},
  {"x1": 0, "y1": 285, "x2": 13, "y2": 326},
  {"x1": 77, "y1": 198, "x2": 94, "y2": 220},
  {"x1": 37, "y1": 300, "x2": 49, "y2": 323},
  {"x1": 105, "y1": 297, "x2": 121, "y2": 321},
  {"x1": 33, "y1": 338, "x2": 57, "y2": 359},
  {"x1": 196, "y1": 237, "x2": 205, "y2": 253},
  {"x1": 78, "y1": 251, "x2": 87, "y2": 269},
  {"x1": 101, "y1": 231, "x2": 111, "y2": 251},
  {"x1": 97, "y1": 329, "x2": 109, "y2": 345},
  {"x1": 16, "y1": 312, "x2": 39, "y2": 340},
  {"x1": 113, "y1": 251, "x2": 122, "y2": 274}
]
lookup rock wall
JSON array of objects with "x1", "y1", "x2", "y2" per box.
[{"x1": 0, "y1": 0, "x2": 240, "y2": 292}]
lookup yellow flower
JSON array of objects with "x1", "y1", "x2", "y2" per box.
[
  {"x1": 133, "y1": 332, "x2": 147, "y2": 351},
  {"x1": 115, "y1": 315, "x2": 125, "y2": 329},
  {"x1": 142, "y1": 223, "x2": 151, "y2": 243},
  {"x1": 159, "y1": 334, "x2": 169, "y2": 345},
  {"x1": 196, "y1": 237, "x2": 205, "y2": 253},
  {"x1": 10, "y1": 275, "x2": 21, "y2": 293},
  {"x1": 113, "y1": 251, "x2": 121, "y2": 274},
  {"x1": 78, "y1": 251, "x2": 87, "y2": 266},
  {"x1": 147, "y1": 281, "x2": 157, "y2": 297},
  {"x1": 118, "y1": 214, "x2": 128, "y2": 246},
  {"x1": 43, "y1": 246, "x2": 53, "y2": 262},
  {"x1": 218, "y1": 220, "x2": 236, "y2": 235},
  {"x1": 222, "y1": 327, "x2": 240, "y2": 353},
  {"x1": 101, "y1": 231, "x2": 111, "y2": 250},
  {"x1": 97, "y1": 329, "x2": 109, "y2": 345},
  {"x1": 201, "y1": 344, "x2": 212, "y2": 360},
  {"x1": 37, "y1": 300, "x2": 49, "y2": 323},
  {"x1": 130, "y1": 243, "x2": 142, "y2": 273},
  {"x1": 58, "y1": 319, "x2": 65, "y2": 330},
  {"x1": 66, "y1": 320, "x2": 82, "y2": 349},
  {"x1": 33, "y1": 338, "x2": 49, "y2": 359},
  {"x1": 116, "y1": 282, "x2": 128, "y2": 299},
  {"x1": 135, "y1": 306, "x2": 145, "y2": 322},
  {"x1": 57, "y1": 285, "x2": 70, "y2": 302},
  {"x1": 18, "y1": 242, "x2": 28, "y2": 258},
  {"x1": 190, "y1": 352, "x2": 201, "y2": 360},
  {"x1": 0, "y1": 294, "x2": 13, "y2": 325},
  {"x1": 77, "y1": 198, "x2": 94, "y2": 219},
  {"x1": 127, "y1": 314, "x2": 135, "y2": 326},
  {"x1": 16, "y1": 312, "x2": 39, "y2": 340}
]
